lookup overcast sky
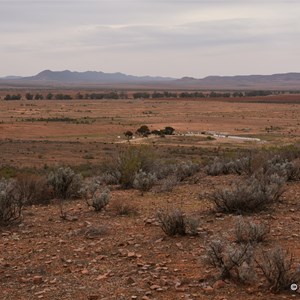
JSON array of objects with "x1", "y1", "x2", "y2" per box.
[{"x1": 1, "y1": 0, "x2": 300, "y2": 78}]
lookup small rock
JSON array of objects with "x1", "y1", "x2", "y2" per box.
[
  {"x1": 176, "y1": 242, "x2": 184, "y2": 250},
  {"x1": 96, "y1": 273, "x2": 108, "y2": 281},
  {"x1": 155, "y1": 238, "x2": 164, "y2": 243},
  {"x1": 33, "y1": 276, "x2": 43, "y2": 284},
  {"x1": 128, "y1": 252, "x2": 136, "y2": 258},
  {"x1": 150, "y1": 284, "x2": 161, "y2": 290},
  {"x1": 203, "y1": 285, "x2": 214, "y2": 294},
  {"x1": 50, "y1": 278, "x2": 57, "y2": 284},
  {"x1": 213, "y1": 280, "x2": 226, "y2": 289}
]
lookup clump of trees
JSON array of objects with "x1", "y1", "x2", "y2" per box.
[
  {"x1": 136, "y1": 125, "x2": 151, "y2": 137},
  {"x1": 4, "y1": 94, "x2": 21, "y2": 100},
  {"x1": 133, "y1": 92, "x2": 151, "y2": 99},
  {"x1": 134, "y1": 125, "x2": 175, "y2": 137}
]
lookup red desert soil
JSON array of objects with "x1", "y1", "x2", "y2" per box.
[
  {"x1": 1, "y1": 96, "x2": 300, "y2": 167},
  {"x1": 1, "y1": 174, "x2": 300, "y2": 299},
  {"x1": 1, "y1": 96, "x2": 300, "y2": 299}
]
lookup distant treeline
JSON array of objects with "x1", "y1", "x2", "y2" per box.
[{"x1": 1, "y1": 90, "x2": 300, "y2": 101}]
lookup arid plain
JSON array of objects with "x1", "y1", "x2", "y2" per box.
[
  {"x1": 1, "y1": 93, "x2": 300, "y2": 300},
  {"x1": 1, "y1": 94, "x2": 300, "y2": 167}
]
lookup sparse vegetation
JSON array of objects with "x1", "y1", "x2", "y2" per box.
[
  {"x1": 81, "y1": 178, "x2": 110, "y2": 212},
  {"x1": 133, "y1": 170, "x2": 157, "y2": 193},
  {"x1": 205, "y1": 238, "x2": 255, "y2": 281},
  {"x1": 110, "y1": 199, "x2": 138, "y2": 216},
  {"x1": 210, "y1": 173, "x2": 285, "y2": 213},
  {"x1": 113, "y1": 146, "x2": 156, "y2": 189},
  {"x1": 155, "y1": 175, "x2": 179, "y2": 193},
  {"x1": 14, "y1": 174, "x2": 51, "y2": 205},
  {"x1": 47, "y1": 167, "x2": 83, "y2": 219},
  {"x1": 0, "y1": 179, "x2": 24, "y2": 226},
  {"x1": 255, "y1": 247, "x2": 300, "y2": 292},
  {"x1": 157, "y1": 208, "x2": 199, "y2": 236},
  {"x1": 206, "y1": 156, "x2": 252, "y2": 176},
  {"x1": 47, "y1": 167, "x2": 83, "y2": 200},
  {"x1": 2, "y1": 92, "x2": 300, "y2": 298},
  {"x1": 82, "y1": 178, "x2": 110, "y2": 212},
  {"x1": 234, "y1": 217, "x2": 270, "y2": 244}
]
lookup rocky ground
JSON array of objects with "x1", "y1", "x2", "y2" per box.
[{"x1": 1, "y1": 173, "x2": 300, "y2": 300}]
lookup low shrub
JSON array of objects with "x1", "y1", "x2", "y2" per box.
[
  {"x1": 84, "y1": 225, "x2": 109, "y2": 239},
  {"x1": 234, "y1": 217, "x2": 270, "y2": 244},
  {"x1": 133, "y1": 170, "x2": 157, "y2": 193},
  {"x1": 155, "y1": 161, "x2": 199, "y2": 181},
  {"x1": 114, "y1": 146, "x2": 157, "y2": 189},
  {"x1": 155, "y1": 175, "x2": 179, "y2": 193},
  {"x1": 82, "y1": 178, "x2": 110, "y2": 212},
  {"x1": 14, "y1": 174, "x2": 51, "y2": 205},
  {"x1": 47, "y1": 167, "x2": 83, "y2": 199},
  {"x1": 255, "y1": 247, "x2": 300, "y2": 292},
  {"x1": 156, "y1": 208, "x2": 199, "y2": 236},
  {"x1": 110, "y1": 199, "x2": 138, "y2": 216},
  {"x1": 206, "y1": 156, "x2": 252, "y2": 176},
  {"x1": 206, "y1": 157, "x2": 232, "y2": 176},
  {"x1": 0, "y1": 179, "x2": 23, "y2": 226},
  {"x1": 263, "y1": 156, "x2": 300, "y2": 182},
  {"x1": 205, "y1": 238, "x2": 255, "y2": 281},
  {"x1": 175, "y1": 161, "x2": 200, "y2": 181},
  {"x1": 211, "y1": 174, "x2": 285, "y2": 214}
]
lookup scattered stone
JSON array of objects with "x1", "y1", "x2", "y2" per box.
[
  {"x1": 176, "y1": 242, "x2": 184, "y2": 250},
  {"x1": 81, "y1": 269, "x2": 89, "y2": 275},
  {"x1": 96, "y1": 273, "x2": 109, "y2": 281},
  {"x1": 150, "y1": 284, "x2": 161, "y2": 290},
  {"x1": 202, "y1": 285, "x2": 214, "y2": 294},
  {"x1": 213, "y1": 280, "x2": 226, "y2": 289},
  {"x1": 118, "y1": 249, "x2": 127, "y2": 257},
  {"x1": 155, "y1": 237, "x2": 164, "y2": 243},
  {"x1": 33, "y1": 276, "x2": 43, "y2": 284},
  {"x1": 128, "y1": 252, "x2": 136, "y2": 258},
  {"x1": 50, "y1": 278, "x2": 57, "y2": 284}
]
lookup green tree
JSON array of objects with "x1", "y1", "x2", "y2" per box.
[
  {"x1": 124, "y1": 130, "x2": 133, "y2": 141},
  {"x1": 25, "y1": 93, "x2": 34, "y2": 100},
  {"x1": 163, "y1": 126, "x2": 175, "y2": 135},
  {"x1": 136, "y1": 125, "x2": 150, "y2": 137},
  {"x1": 46, "y1": 93, "x2": 53, "y2": 100}
]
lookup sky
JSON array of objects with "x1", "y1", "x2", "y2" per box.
[{"x1": 1, "y1": 0, "x2": 300, "y2": 78}]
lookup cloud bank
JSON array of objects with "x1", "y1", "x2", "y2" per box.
[{"x1": 1, "y1": 0, "x2": 300, "y2": 77}]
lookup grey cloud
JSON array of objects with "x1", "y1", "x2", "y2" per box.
[{"x1": 0, "y1": 0, "x2": 300, "y2": 77}]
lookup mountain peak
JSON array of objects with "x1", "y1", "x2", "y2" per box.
[{"x1": 27, "y1": 70, "x2": 174, "y2": 83}]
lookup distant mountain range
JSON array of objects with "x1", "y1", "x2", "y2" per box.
[{"x1": 1, "y1": 70, "x2": 300, "y2": 90}]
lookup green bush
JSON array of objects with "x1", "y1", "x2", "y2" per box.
[{"x1": 116, "y1": 146, "x2": 156, "y2": 189}]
